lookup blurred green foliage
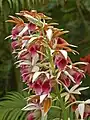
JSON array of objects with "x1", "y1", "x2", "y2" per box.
[
  {"x1": 0, "y1": 0, "x2": 90, "y2": 97},
  {"x1": 0, "y1": 92, "x2": 28, "y2": 120}
]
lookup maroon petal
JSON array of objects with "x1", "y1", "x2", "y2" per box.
[
  {"x1": 22, "y1": 74, "x2": 30, "y2": 82},
  {"x1": 56, "y1": 37, "x2": 67, "y2": 44},
  {"x1": 33, "y1": 80, "x2": 42, "y2": 95},
  {"x1": 20, "y1": 68, "x2": 29, "y2": 74},
  {"x1": 28, "y1": 45, "x2": 39, "y2": 56},
  {"x1": 11, "y1": 28, "x2": 19, "y2": 39},
  {"x1": 27, "y1": 113, "x2": 34, "y2": 120},
  {"x1": 73, "y1": 72, "x2": 83, "y2": 84},
  {"x1": 19, "y1": 50, "x2": 30, "y2": 60},
  {"x1": 42, "y1": 80, "x2": 51, "y2": 94},
  {"x1": 28, "y1": 45, "x2": 37, "y2": 55},
  {"x1": 11, "y1": 41, "x2": 19, "y2": 49},
  {"x1": 67, "y1": 68, "x2": 84, "y2": 84},
  {"x1": 63, "y1": 78, "x2": 71, "y2": 87},
  {"x1": 28, "y1": 23, "x2": 36, "y2": 31},
  {"x1": 55, "y1": 57, "x2": 67, "y2": 70}
]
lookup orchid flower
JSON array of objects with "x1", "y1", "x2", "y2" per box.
[
  {"x1": 55, "y1": 50, "x2": 68, "y2": 71},
  {"x1": 7, "y1": 10, "x2": 90, "y2": 120},
  {"x1": 75, "y1": 99, "x2": 90, "y2": 120},
  {"x1": 61, "y1": 82, "x2": 89, "y2": 102},
  {"x1": 27, "y1": 113, "x2": 34, "y2": 120}
]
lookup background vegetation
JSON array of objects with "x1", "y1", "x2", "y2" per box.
[{"x1": 0, "y1": 0, "x2": 90, "y2": 119}]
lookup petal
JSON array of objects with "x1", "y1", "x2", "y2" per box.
[
  {"x1": 56, "y1": 37, "x2": 67, "y2": 44},
  {"x1": 11, "y1": 41, "x2": 19, "y2": 49},
  {"x1": 24, "y1": 14, "x2": 43, "y2": 27},
  {"x1": 27, "y1": 113, "x2": 34, "y2": 120},
  {"x1": 60, "y1": 50, "x2": 67, "y2": 59},
  {"x1": 55, "y1": 57, "x2": 67, "y2": 70},
  {"x1": 73, "y1": 72, "x2": 83, "y2": 84},
  {"x1": 28, "y1": 45, "x2": 38, "y2": 56},
  {"x1": 61, "y1": 76, "x2": 71, "y2": 87},
  {"x1": 65, "y1": 94, "x2": 70, "y2": 102},
  {"x1": 78, "y1": 103, "x2": 85, "y2": 119},
  {"x1": 18, "y1": 25, "x2": 28, "y2": 36},
  {"x1": 32, "y1": 72, "x2": 42, "y2": 82},
  {"x1": 22, "y1": 74, "x2": 30, "y2": 82},
  {"x1": 33, "y1": 82, "x2": 42, "y2": 95},
  {"x1": 28, "y1": 23, "x2": 36, "y2": 31},
  {"x1": 22, "y1": 103, "x2": 38, "y2": 111},
  {"x1": 85, "y1": 99, "x2": 90, "y2": 104},
  {"x1": 70, "y1": 83, "x2": 81, "y2": 93},
  {"x1": 64, "y1": 71, "x2": 76, "y2": 83},
  {"x1": 58, "y1": 58, "x2": 67, "y2": 70},
  {"x1": 32, "y1": 72, "x2": 49, "y2": 83},
  {"x1": 40, "y1": 94, "x2": 47, "y2": 103},
  {"x1": 43, "y1": 98, "x2": 52, "y2": 115},
  {"x1": 32, "y1": 66, "x2": 39, "y2": 72},
  {"x1": 42, "y1": 80, "x2": 51, "y2": 94},
  {"x1": 46, "y1": 29, "x2": 53, "y2": 41},
  {"x1": 75, "y1": 108, "x2": 79, "y2": 119},
  {"x1": 32, "y1": 53, "x2": 39, "y2": 66}
]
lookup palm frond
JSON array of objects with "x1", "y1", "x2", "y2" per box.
[{"x1": 0, "y1": 92, "x2": 27, "y2": 120}]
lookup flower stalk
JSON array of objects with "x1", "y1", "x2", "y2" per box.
[{"x1": 7, "y1": 10, "x2": 90, "y2": 120}]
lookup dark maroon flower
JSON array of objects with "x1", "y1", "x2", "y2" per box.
[
  {"x1": 67, "y1": 68, "x2": 83, "y2": 84},
  {"x1": 19, "y1": 51, "x2": 31, "y2": 60},
  {"x1": 12, "y1": 28, "x2": 19, "y2": 39},
  {"x1": 28, "y1": 23, "x2": 36, "y2": 31},
  {"x1": 63, "y1": 77, "x2": 71, "y2": 87},
  {"x1": 60, "y1": 73, "x2": 71, "y2": 87},
  {"x1": 11, "y1": 41, "x2": 19, "y2": 49},
  {"x1": 73, "y1": 72, "x2": 83, "y2": 84},
  {"x1": 11, "y1": 25, "x2": 24, "y2": 39},
  {"x1": 28, "y1": 45, "x2": 38, "y2": 56},
  {"x1": 27, "y1": 113, "x2": 34, "y2": 120},
  {"x1": 11, "y1": 23, "x2": 33, "y2": 39},
  {"x1": 56, "y1": 37, "x2": 68, "y2": 45},
  {"x1": 55, "y1": 50, "x2": 68, "y2": 71},
  {"x1": 22, "y1": 74, "x2": 30, "y2": 82},
  {"x1": 56, "y1": 58, "x2": 67, "y2": 70},
  {"x1": 42, "y1": 80, "x2": 51, "y2": 94},
  {"x1": 20, "y1": 65, "x2": 31, "y2": 82},
  {"x1": 32, "y1": 79, "x2": 51, "y2": 95}
]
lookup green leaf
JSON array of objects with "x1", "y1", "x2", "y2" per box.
[
  {"x1": 0, "y1": 92, "x2": 27, "y2": 120},
  {"x1": 47, "y1": 106, "x2": 61, "y2": 120},
  {"x1": 20, "y1": 0, "x2": 25, "y2": 9}
]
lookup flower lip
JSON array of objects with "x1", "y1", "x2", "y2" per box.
[
  {"x1": 55, "y1": 53, "x2": 68, "y2": 71},
  {"x1": 67, "y1": 67, "x2": 84, "y2": 84},
  {"x1": 27, "y1": 113, "x2": 34, "y2": 120},
  {"x1": 11, "y1": 25, "x2": 25, "y2": 39},
  {"x1": 11, "y1": 41, "x2": 19, "y2": 49},
  {"x1": 28, "y1": 23, "x2": 36, "y2": 31},
  {"x1": 32, "y1": 79, "x2": 51, "y2": 95},
  {"x1": 73, "y1": 72, "x2": 83, "y2": 84},
  {"x1": 56, "y1": 37, "x2": 68, "y2": 44},
  {"x1": 28, "y1": 45, "x2": 38, "y2": 56}
]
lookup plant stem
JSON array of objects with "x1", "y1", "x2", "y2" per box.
[{"x1": 56, "y1": 84, "x2": 68, "y2": 120}]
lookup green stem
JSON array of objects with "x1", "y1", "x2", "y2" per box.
[
  {"x1": 41, "y1": 27, "x2": 55, "y2": 75},
  {"x1": 56, "y1": 84, "x2": 68, "y2": 120},
  {"x1": 50, "y1": 55, "x2": 55, "y2": 75}
]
